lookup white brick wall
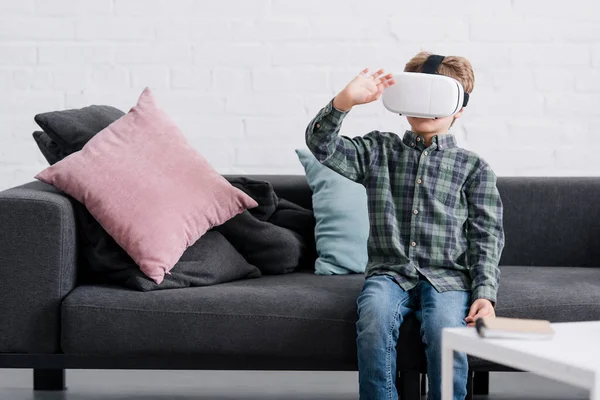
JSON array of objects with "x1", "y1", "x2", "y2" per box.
[{"x1": 1, "y1": 0, "x2": 600, "y2": 189}]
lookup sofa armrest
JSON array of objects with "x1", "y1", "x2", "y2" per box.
[{"x1": 0, "y1": 181, "x2": 78, "y2": 353}]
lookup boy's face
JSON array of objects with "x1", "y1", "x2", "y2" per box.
[{"x1": 406, "y1": 109, "x2": 463, "y2": 136}]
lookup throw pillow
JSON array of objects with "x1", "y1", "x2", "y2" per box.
[
  {"x1": 218, "y1": 176, "x2": 316, "y2": 274},
  {"x1": 123, "y1": 231, "x2": 261, "y2": 291},
  {"x1": 36, "y1": 87, "x2": 258, "y2": 284},
  {"x1": 74, "y1": 201, "x2": 261, "y2": 291},
  {"x1": 214, "y1": 210, "x2": 305, "y2": 275},
  {"x1": 34, "y1": 105, "x2": 125, "y2": 155},
  {"x1": 32, "y1": 131, "x2": 68, "y2": 165},
  {"x1": 295, "y1": 148, "x2": 369, "y2": 275},
  {"x1": 267, "y1": 198, "x2": 318, "y2": 270}
]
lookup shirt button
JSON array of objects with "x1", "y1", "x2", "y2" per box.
[
  {"x1": 411, "y1": 241, "x2": 417, "y2": 247},
  {"x1": 413, "y1": 209, "x2": 419, "y2": 215},
  {"x1": 410, "y1": 142, "x2": 415, "y2": 147},
  {"x1": 315, "y1": 123, "x2": 321, "y2": 129},
  {"x1": 416, "y1": 137, "x2": 421, "y2": 142},
  {"x1": 417, "y1": 179, "x2": 422, "y2": 184},
  {"x1": 424, "y1": 151, "x2": 429, "y2": 156}
]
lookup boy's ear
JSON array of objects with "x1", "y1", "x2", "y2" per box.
[{"x1": 449, "y1": 108, "x2": 464, "y2": 129}]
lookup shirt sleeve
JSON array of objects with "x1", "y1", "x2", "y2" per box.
[
  {"x1": 305, "y1": 99, "x2": 379, "y2": 184},
  {"x1": 465, "y1": 164, "x2": 505, "y2": 305}
]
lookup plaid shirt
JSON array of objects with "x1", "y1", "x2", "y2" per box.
[{"x1": 306, "y1": 100, "x2": 505, "y2": 303}]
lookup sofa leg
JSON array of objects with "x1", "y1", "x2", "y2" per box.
[
  {"x1": 397, "y1": 371, "x2": 420, "y2": 400},
  {"x1": 473, "y1": 371, "x2": 490, "y2": 395},
  {"x1": 34, "y1": 369, "x2": 65, "y2": 391}
]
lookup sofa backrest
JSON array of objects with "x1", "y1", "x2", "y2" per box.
[
  {"x1": 239, "y1": 175, "x2": 600, "y2": 268},
  {"x1": 495, "y1": 177, "x2": 600, "y2": 267}
]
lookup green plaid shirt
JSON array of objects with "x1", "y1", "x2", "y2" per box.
[{"x1": 306, "y1": 100, "x2": 505, "y2": 303}]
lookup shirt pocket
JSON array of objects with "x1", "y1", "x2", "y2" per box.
[{"x1": 432, "y1": 161, "x2": 459, "y2": 207}]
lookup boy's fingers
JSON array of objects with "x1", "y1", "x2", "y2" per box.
[
  {"x1": 379, "y1": 78, "x2": 395, "y2": 89},
  {"x1": 473, "y1": 308, "x2": 493, "y2": 320},
  {"x1": 359, "y1": 68, "x2": 369, "y2": 76},
  {"x1": 467, "y1": 304, "x2": 478, "y2": 318},
  {"x1": 375, "y1": 75, "x2": 395, "y2": 87},
  {"x1": 369, "y1": 69, "x2": 385, "y2": 80}
]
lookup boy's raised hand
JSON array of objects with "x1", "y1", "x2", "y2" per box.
[{"x1": 333, "y1": 68, "x2": 395, "y2": 112}]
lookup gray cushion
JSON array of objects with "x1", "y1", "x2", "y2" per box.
[
  {"x1": 34, "y1": 104, "x2": 125, "y2": 156},
  {"x1": 61, "y1": 272, "x2": 365, "y2": 361},
  {"x1": 60, "y1": 270, "x2": 426, "y2": 369},
  {"x1": 218, "y1": 177, "x2": 316, "y2": 275},
  {"x1": 236, "y1": 175, "x2": 313, "y2": 211},
  {"x1": 32, "y1": 131, "x2": 68, "y2": 165},
  {"x1": 495, "y1": 266, "x2": 600, "y2": 321},
  {"x1": 76, "y1": 195, "x2": 265, "y2": 291},
  {"x1": 62, "y1": 265, "x2": 600, "y2": 372},
  {"x1": 215, "y1": 210, "x2": 306, "y2": 275},
  {"x1": 110, "y1": 231, "x2": 262, "y2": 291}
]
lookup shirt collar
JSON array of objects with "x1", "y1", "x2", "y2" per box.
[{"x1": 402, "y1": 130, "x2": 457, "y2": 151}]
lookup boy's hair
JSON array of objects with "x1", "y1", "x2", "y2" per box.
[{"x1": 404, "y1": 51, "x2": 475, "y2": 94}]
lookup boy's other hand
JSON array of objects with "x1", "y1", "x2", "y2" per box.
[
  {"x1": 333, "y1": 68, "x2": 395, "y2": 112},
  {"x1": 465, "y1": 299, "x2": 495, "y2": 327}
]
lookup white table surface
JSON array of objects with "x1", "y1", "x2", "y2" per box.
[{"x1": 441, "y1": 321, "x2": 600, "y2": 400}]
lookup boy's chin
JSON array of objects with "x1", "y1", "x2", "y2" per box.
[{"x1": 407, "y1": 116, "x2": 450, "y2": 134}]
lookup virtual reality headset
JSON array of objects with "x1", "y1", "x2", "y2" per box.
[{"x1": 381, "y1": 54, "x2": 469, "y2": 119}]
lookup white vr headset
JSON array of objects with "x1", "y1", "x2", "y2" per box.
[{"x1": 381, "y1": 54, "x2": 469, "y2": 119}]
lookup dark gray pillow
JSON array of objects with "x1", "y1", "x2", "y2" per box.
[
  {"x1": 75, "y1": 195, "x2": 261, "y2": 291},
  {"x1": 214, "y1": 210, "x2": 306, "y2": 275},
  {"x1": 32, "y1": 131, "x2": 68, "y2": 165},
  {"x1": 268, "y1": 199, "x2": 318, "y2": 270},
  {"x1": 220, "y1": 177, "x2": 315, "y2": 274},
  {"x1": 34, "y1": 105, "x2": 125, "y2": 155},
  {"x1": 122, "y1": 231, "x2": 261, "y2": 291}
]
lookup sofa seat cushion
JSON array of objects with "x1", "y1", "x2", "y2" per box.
[
  {"x1": 62, "y1": 271, "x2": 362, "y2": 362},
  {"x1": 62, "y1": 270, "x2": 426, "y2": 369},
  {"x1": 61, "y1": 266, "x2": 600, "y2": 370},
  {"x1": 494, "y1": 266, "x2": 600, "y2": 322}
]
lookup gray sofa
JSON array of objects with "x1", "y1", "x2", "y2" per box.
[{"x1": 1, "y1": 175, "x2": 599, "y2": 399}]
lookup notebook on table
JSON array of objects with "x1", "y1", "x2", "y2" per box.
[{"x1": 476, "y1": 317, "x2": 555, "y2": 340}]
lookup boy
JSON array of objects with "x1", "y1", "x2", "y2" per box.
[{"x1": 305, "y1": 52, "x2": 505, "y2": 400}]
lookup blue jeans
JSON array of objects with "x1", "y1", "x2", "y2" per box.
[{"x1": 356, "y1": 275, "x2": 470, "y2": 400}]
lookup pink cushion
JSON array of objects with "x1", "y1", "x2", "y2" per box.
[{"x1": 36, "y1": 88, "x2": 258, "y2": 284}]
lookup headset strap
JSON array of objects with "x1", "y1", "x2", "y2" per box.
[{"x1": 422, "y1": 54, "x2": 445, "y2": 74}]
